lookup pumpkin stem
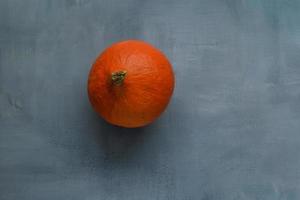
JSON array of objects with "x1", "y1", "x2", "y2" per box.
[{"x1": 111, "y1": 70, "x2": 127, "y2": 85}]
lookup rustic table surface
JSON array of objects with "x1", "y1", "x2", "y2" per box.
[{"x1": 1, "y1": 0, "x2": 300, "y2": 199}]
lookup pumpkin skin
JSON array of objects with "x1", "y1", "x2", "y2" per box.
[{"x1": 88, "y1": 40, "x2": 175, "y2": 128}]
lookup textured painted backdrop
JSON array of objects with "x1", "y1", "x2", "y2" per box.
[{"x1": 1, "y1": 0, "x2": 300, "y2": 199}]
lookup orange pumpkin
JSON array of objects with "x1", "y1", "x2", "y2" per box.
[{"x1": 87, "y1": 40, "x2": 175, "y2": 128}]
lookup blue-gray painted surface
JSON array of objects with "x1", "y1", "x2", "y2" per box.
[{"x1": 1, "y1": 0, "x2": 300, "y2": 199}]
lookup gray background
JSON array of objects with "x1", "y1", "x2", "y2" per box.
[{"x1": 1, "y1": 0, "x2": 300, "y2": 199}]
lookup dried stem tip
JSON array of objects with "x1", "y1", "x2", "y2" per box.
[{"x1": 111, "y1": 70, "x2": 127, "y2": 85}]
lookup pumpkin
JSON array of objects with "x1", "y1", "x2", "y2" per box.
[{"x1": 87, "y1": 40, "x2": 175, "y2": 128}]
